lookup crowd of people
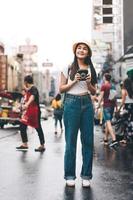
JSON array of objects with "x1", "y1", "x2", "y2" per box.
[
  {"x1": 94, "y1": 69, "x2": 133, "y2": 146},
  {"x1": 14, "y1": 41, "x2": 133, "y2": 188}
]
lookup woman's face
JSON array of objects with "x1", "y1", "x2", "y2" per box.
[
  {"x1": 24, "y1": 81, "x2": 28, "y2": 88},
  {"x1": 75, "y1": 43, "x2": 89, "y2": 60},
  {"x1": 22, "y1": 90, "x2": 26, "y2": 96}
]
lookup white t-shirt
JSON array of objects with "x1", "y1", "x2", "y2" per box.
[
  {"x1": 125, "y1": 95, "x2": 133, "y2": 104},
  {"x1": 61, "y1": 67, "x2": 91, "y2": 95}
]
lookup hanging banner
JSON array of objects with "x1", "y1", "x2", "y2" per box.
[{"x1": 0, "y1": 55, "x2": 8, "y2": 90}]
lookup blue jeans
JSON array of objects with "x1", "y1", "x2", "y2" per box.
[
  {"x1": 63, "y1": 93, "x2": 94, "y2": 180},
  {"x1": 103, "y1": 107, "x2": 114, "y2": 122},
  {"x1": 54, "y1": 115, "x2": 63, "y2": 129}
]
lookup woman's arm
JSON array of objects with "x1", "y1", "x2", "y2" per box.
[
  {"x1": 59, "y1": 72, "x2": 79, "y2": 93},
  {"x1": 23, "y1": 95, "x2": 35, "y2": 110},
  {"x1": 86, "y1": 82, "x2": 97, "y2": 95},
  {"x1": 118, "y1": 89, "x2": 126, "y2": 111},
  {"x1": 86, "y1": 74, "x2": 97, "y2": 95},
  {"x1": 97, "y1": 91, "x2": 104, "y2": 108}
]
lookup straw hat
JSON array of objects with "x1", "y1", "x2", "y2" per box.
[{"x1": 73, "y1": 40, "x2": 92, "y2": 57}]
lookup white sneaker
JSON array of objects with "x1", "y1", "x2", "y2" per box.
[
  {"x1": 66, "y1": 180, "x2": 75, "y2": 187},
  {"x1": 109, "y1": 140, "x2": 118, "y2": 147},
  {"x1": 82, "y1": 179, "x2": 91, "y2": 187}
]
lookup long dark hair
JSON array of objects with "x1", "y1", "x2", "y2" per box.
[
  {"x1": 55, "y1": 93, "x2": 61, "y2": 101},
  {"x1": 123, "y1": 78, "x2": 133, "y2": 99},
  {"x1": 104, "y1": 73, "x2": 111, "y2": 81},
  {"x1": 69, "y1": 55, "x2": 97, "y2": 85},
  {"x1": 24, "y1": 75, "x2": 33, "y2": 84}
]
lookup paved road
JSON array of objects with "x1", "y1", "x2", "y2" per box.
[{"x1": 0, "y1": 117, "x2": 133, "y2": 200}]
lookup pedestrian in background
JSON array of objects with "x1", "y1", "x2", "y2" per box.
[
  {"x1": 118, "y1": 74, "x2": 133, "y2": 144},
  {"x1": 51, "y1": 93, "x2": 63, "y2": 134},
  {"x1": 92, "y1": 93, "x2": 103, "y2": 126},
  {"x1": 60, "y1": 40, "x2": 97, "y2": 187},
  {"x1": 16, "y1": 75, "x2": 45, "y2": 152},
  {"x1": 98, "y1": 73, "x2": 118, "y2": 147}
]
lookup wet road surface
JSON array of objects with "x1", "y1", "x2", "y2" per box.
[{"x1": 0, "y1": 117, "x2": 133, "y2": 200}]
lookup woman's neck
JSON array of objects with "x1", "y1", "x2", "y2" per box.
[
  {"x1": 77, "y1": 59, "x2": 88, "y2": 69},
  {"x1": 105, "y1": 80, "x2": 110, "y2": 84},
  {"x1": 27, "y1": 84, "x2": 34, "y2": 89}
]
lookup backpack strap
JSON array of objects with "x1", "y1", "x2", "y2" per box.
[{"x1": 61, "y1": 67, "x2": 70, "y2": 105}]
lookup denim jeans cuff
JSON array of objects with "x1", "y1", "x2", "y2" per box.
[
  {"x1": 80, "y1": 175, "x2": 92, "y2": 180},
  {"x1": 64, "y1": 176, "x2": 76, "y2": 180}
]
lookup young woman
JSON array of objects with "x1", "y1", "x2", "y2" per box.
[
  {"x1": 59, "y1": 41, "x2": 97, "y2": 187},
  {"x1": 16, "y1": 75, "x2": 45, "y2": 152},
  {"x1": 51, "y1": 93, "x2": 63, "y2": 134}
]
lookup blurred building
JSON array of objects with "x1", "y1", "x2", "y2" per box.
[
  {"x1": 0, "y1": 42, "x2": 20, "y2": 92},
  {"x1": 18, "y1": 39, "x2": 39, "y2": 91},
  {"x1": 123, "y1": 0, "x2": 133, "y2": 52},
  {"x1": 91, "y1": 0, "x2": 124, "y2": 74},
  {"x1": 39, "y1": 60, "x2": 55, "y2": 104},
  {"x1": 111, "y1": 1, "x2": 133, "y2": 83},
  {"x1": 0, "y1": 42, "x2": 5, "y2": 55},
  {"x1": 112, "y1": 46, "x2": 133, "y2": 85},
  {"x1": 0, "y1": 42, "x2": 7, "y2": 91},
  {"x1": 8, "y1": 56, "x2": 20, "y2": 91}
]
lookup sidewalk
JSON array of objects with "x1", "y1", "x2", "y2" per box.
[{"x1": 0, "y1": 118, "x2": 132, "y2": 200}]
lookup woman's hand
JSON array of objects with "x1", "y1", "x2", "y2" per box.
[
  {"x1": 86, "y1": 74, "x2": 91, "y2": 83},
  {"x1": 74, "y1": 73, "x2": 81, "y2": 82},
  {"x1": 22, "y1": 104, "x2": 28, "y2": 110}
]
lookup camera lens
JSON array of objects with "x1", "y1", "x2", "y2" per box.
[{"x1": 80, "y1": 72, "x2": 86, "y2": 80}]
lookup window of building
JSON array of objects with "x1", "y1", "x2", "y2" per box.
[
  {"x1": 103, "y1": 0, "x2": 112, "y2": 5},
  {"x1": 103, "y1": 17, "x2": 113, "y2": 23},
  {"x1": 103, "y1": 8, "x2": 112, "y2": 15}
]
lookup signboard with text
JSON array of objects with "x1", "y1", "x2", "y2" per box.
[
  {"x1": 42, "y1": 62, "x2": 53, "y2": 67},
  {"x1": 19, "y1": 45, "x2": 38, "y2": 54},
  {"x1": 0, "y1": 55, "x2": 8, "y2": 90},
  {"x1": 93, "y1": 0, "x2": 102, "y2": 6}
]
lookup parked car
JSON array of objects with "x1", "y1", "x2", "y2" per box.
[{"x1": 40, "y1": 104, "x2": 49, "y2": 120}]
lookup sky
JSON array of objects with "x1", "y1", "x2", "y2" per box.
[{"x1": 0, "y1": 0, "x2": 92, "y2": 70}]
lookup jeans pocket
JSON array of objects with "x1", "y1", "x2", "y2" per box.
[{"x1": 64, "y1": 98, "x2": 76, "y2": 106}]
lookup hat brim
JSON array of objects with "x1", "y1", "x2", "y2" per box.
[{"x1": 73, "y1": 42, "x2": 92, "y2": 57}]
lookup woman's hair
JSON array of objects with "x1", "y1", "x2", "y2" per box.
[
  {"x1": 104, "y1": 73, "x2": 111, "y2": 81},
  {"x1": 55, "y1": 93, "x2": 61, "y2": 101},
  {"x1": 127, "y1": 69, "x2": 133, "y2": 81},
  {"x1": 22, "y1": 88, "x2": 26, "y2": 93},
  {"x1": 69, "y1": 55, "x2": 97, "y2": 85},
  {"x1": 24, "y1": 75, "x2": 33, "y2": 84},
  {"x1": 123, "y1": 78, "x2": 133, "y2": 98}
]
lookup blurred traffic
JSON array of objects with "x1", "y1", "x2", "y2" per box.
[{"x1": 40, "y1": 104, "x2": 53, "y2": 120}]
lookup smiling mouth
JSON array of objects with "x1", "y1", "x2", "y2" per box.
[{"x1": 78, "y1": 54, "x2": 85, "y2": 56}]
